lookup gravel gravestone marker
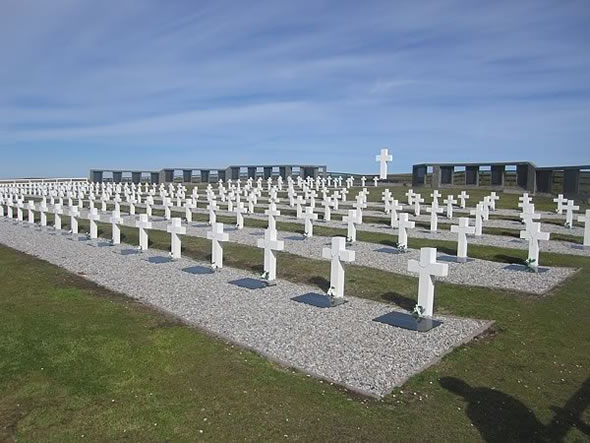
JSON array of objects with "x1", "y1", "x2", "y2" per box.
[
  {"x1": 470, "y1": 203, "x2": 484, "y2": 236},
  {"x1": 234, "y1": 202, "x2": 246, "y2": 230},
  {"x1": 444, "y1": 195, "x2": 457, "y2": 219},
  {"x1": 208, "y1": 200, "x2": 218, "y2": 225},
  {"x1": 207, "y1": 222, "x2": 229, "y2": 270},
  {"x1": 69, "y1": 205, "x2": 80, "y2": 234},
  {"x1": 458, "y1": 191, "x2": 469, "y2": 209},
  {"x1": 16, "y1": 200, "x2": 24, "y2": 221},
  {"x1": 389, "y1": 199, "x2": 403, "y2": 227},
  {"x1": 520, "y1": 222, "x2": 550, "y2": 271},
  {"x1": 343, "y1": 209, "x2": 358, "y2": 242},
  {"x1": 167, "y1": 217, "x2": 186, "y2": 259},
  {"x1": 450, "y1": 217, "x2": 475, "y2": 262},
  {"x1": 265, "y1": 201, "x2": 281, "y2": 232},
  {"x1": 257, "y1": 228, "x2": 284, "y2": 284},
  {"x1": 426, "y1": 201, "x2": 443, "y2": 232},
  {"x1": 408, "y1": 247, "x2": 448, "y2": 317},
  {"x1": 39, "y1": 200, "x2": 48, "y2": 226},
  {"x1": 53, "y1": 203, "x2": 63, "y2": 230},
  {"x1": 413, "y1": 194, "x2": 424, "y2": 216},
  {"x1": 322, "y1": 236, "x2": 355, "y2": 305},
  {"x1": 136, "y1": 213, "x2": 152, "y2": 251}
]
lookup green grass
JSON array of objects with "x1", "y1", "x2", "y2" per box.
[{"x1": 1, "y1": 218, "x2": 590, "y2": 440}]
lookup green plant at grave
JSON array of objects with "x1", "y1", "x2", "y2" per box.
[
  {"x1": 412, "y1": 304, "x2": 425, "y2": 319},
  {"x1": 524, "y1": 258, "x2": 537, "y2": 272},
  {"x1": 564, "y1": 221, "x2": 572, "y2": 228},
  {"x1": 396, "y1": 243, "x2": 408, "y2": 253},
  {"x1": 326, "y1": 285, "x2": 336, "y2": 297},
  {"x1": 260, "y1": 270, "x2": 269, "y2": 281}
]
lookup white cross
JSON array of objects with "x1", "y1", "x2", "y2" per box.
[
  {"x1": 389, "y1": 199, "x2": 403, "y2": 227},
  {"x1": 207, "y1": 222, "x2": 229, "y2": 269},
  {"x1": 520, "y1": 203, "x2": 541, "y2": 227},
  {"x1": 69, "y1": 205, "x2": 80, "y2": 234},
  {"x1": 321, "y1": 195, "x2": 332, "y2": 221},
  {"x1": 257, "y1": 228, "x2": 284, "y2": 282},
  {"x1": 564, "y1": 200, "x2": 579, "y2": 228},
  {"x1": 322, "y1": 236, "x2": 355, "y2": 299},
  {"x1": 518, "y1": 193, "x2": 532, "y2": 212},
  {"x1": 405, "y1": 189, "x2": 415, "y2": 205},
  {"x1": 577, "y1": 209, "x2": 590, "y2": 247},
  {"x1": 553, "y1": 194, "x2": 567, "y2": 215},
  {"x1": 38, "y1": 200, "x2": 47, "y2": 226},
  {"x1": 234, "y1": 202, "x2": 246, "y2": 229},
  {"x1": 426, "y1": 201, "x2": 443, "y2": 232},
  {"x1": 458, "y1": 191, "x2": 469, "y2": 209},
  {"x1": 373, "y1": 177, "x2": 379, "y2": 187},
  {"x1": 413, "y1": 194, "x2": 424, "y2": 216},
  {"x1": 353, "y1": 193, "x2": 367, "y2": 224},
  {"x1": 520, "y1": 222, "x2": 550, "y2": 268},
  {"x1": 300, "y1": 206, "x2": 318, "y2": 237},
  {"x1": 407, "y1": 247, "x2": 448, "y2": 317},
  {"x1": 265, "y1": 201, "x2": 281, "y2": 231},
  {"x1": 376, "y1": 148, "x2": 392, "y2": 179},
  {"x1": 444, "y1": 195, "x2": 457, "y2": 218},
  {"x1": 207, "y1": 200, "x2": 218, "y2": 225},
  {"x1": 162, "y1": 197, "x2": 172, "y2": 220},
  {"x1": 489, "y1": 192, "x2": 499, "y2": 211},
  {"x1": 450, "y1": 217, "x2": 475, "y2": 262},
  {"x1": 87, "y1": 208, "x2": 100, "y2": 238},
  {"x1": 16, "y1": 200, "x2": 24, "y2": 221},
  {"x1": 167, "y1": 217, "x2": 186, "y2": 259},
  {"x1": 469, "y1": 203, "x2": 484, "y2": 236},
  {"x1": 110, "y1": 210, "x2": 123, "y2": 245},
  {"x1": 27, "y1": 201, "x2": 35, "y2": 224},
  {"x1": 392, "y1": 212, "x2": 415, "y2": 248},
  {"x1": 430, "y1": 190, "x2": 441, "y2": 207},
  {"x1": 54, "y1": 203, "x2": 63, "y2": 230},
  {"x1": 343, "y1": 209, "x2": 357, "y2": 242},
  {"x1": 136, "y1": 213, "x2": 152, "y2": 251},
  {"x1": 184, "y1": 199, "x2": 195, "y2": 223}
]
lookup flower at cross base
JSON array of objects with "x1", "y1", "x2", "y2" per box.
[{"x1": 412, "y1": 304, "x2": 425, "y2": 319}]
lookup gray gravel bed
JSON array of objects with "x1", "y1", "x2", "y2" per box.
[{"x1": 0, "y1": 218, "x2": 491, "y2": 398}]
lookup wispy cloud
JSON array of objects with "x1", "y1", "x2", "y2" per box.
[{"x1": 0, "y1": 0, "x2": 589, "y2": 177}]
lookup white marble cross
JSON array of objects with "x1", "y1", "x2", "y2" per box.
[
  {"x1": 405, "y1": 189, "x2": 415, "y2": 205},
  {"x1": 110, "y1": 210, "x2": 123, "y2": 245},
  {"x1": 69, "y1": 205, "x2": 80, "y2": 234},
  {"x1": 430, "y1": 190, "x2": 441, "y2": 207},
  {"x1": 458, "y1": 191, "x2": 469, "y2": 209},
  {"x1": 16, "y1": 200, "x2": 24, "y2": 221},
  {"x1": 389, "y1": 199, "x2": 403, "y2": 227},
  {"x1": 520, "y1": 222, "x2": 550, "y2": 269},
  {"x1": 167, "y1": 217, "x2": 186, "y2": 259},
  {"x1": 207, "y1": 222, "x2": 229, "y2": 269},
  {"x1": 353, "y1": 193, "x2": 367, "y2": 224},
  {"x1": 518, "y1": 193, "x2": 532, "y2": 212},
  {"x1": 322, "y1": 195, "x2": 332, "y2": 221},
  {"x1": 40, "y1": 200, "x2": 49, "y2": 225},
  {"x1": 426, "y1": 201, "x2": 443, "y2": 232},
  {"x1": 265, "y1": 201, "x2": 281, "y2": 231},
  {"x1": 392, "y1": 212, "x2": 415, "y2": 248},
  {"x1": 343, "y1": 209, "x2": 357, "y2": 242},
  {"x1": 553, "y1": 194, "x2": 567, "y2": 214},
  {"x1": 564, "y1": 200, "x2": 579, "y2": 228},
  {"x1": 322, "y1": 236, "x2": 355, "y2": 300},
  {"x1": 376, "y1": 148, "x2": 392, "y2": 179},
  {"x1": 520, "y1": 203, "x2": 541, "y2": 227},
  {"x1": 444, "y1": 195, "x2": 457, "y2": 218},
  {"x1": 54, "y1": 203, "x2": 63, "y2": 230},
  {"x1": 257, "y1": 228, "x2": 284, "y2": 282},
  {"x1": 184, "y1": 199, "x2": 195, "y2": 223},
  {"x1": 136, "y1": 213, "x2": 152, "y2": 251},
  {"x1": 207, "y1": 200, "x2": 218, "y2": 225},
  {"x1": 407, "y1": 247, "x2": 448, "y2": 317},
  {"x1": 469, "y1": 203, "x2": 484, "y2": 236},
  {"x1": 450, "y1": 217, "x2": 475, "y2": 262},
  {"x1": 88, "y1": 208, "x2": 100, "y2": 239},
  {"x1": 577, "y1": 209, "x2": 590, "y2": 247},
  {"x1": 361, "y1": 176, "x2": 366, "y2": 187},
  {"x1": 489, "y1": 192, "x2": 499, "y2": 211},
  {"x1": 163, "y1": 197, "x2": 172, "y2": 220},
  {"x1": 27, "y1": 201, "x2": 35, "y2": 224},
  {"x1": 413, "y1": 194, "x2": 424, "y2": 216},
  {"x1": 301, "y1": 206, "x2": 318, "y2": 237},
  {"x1": 234, "y1": 202, "x2": 246, "y2": 229}
]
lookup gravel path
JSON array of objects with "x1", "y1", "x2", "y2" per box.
[{"x1": 0, "y1": 218, "x2": 491, "y2": 398}]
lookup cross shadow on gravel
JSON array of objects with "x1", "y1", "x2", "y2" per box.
[
  {"x1": 146, "y1": 256, "x2": 172, "y2": 264},
  {"x1": 379, "y1": 292, "x2": 416, "y2": 311},
  {"x1": 491, "y1": 254, "x2": 525, "y2": 265},
  {"x1": 308, "y1": 276, "x2": 330, "y2": 292},
  {"x1": 440, "y1": 377, "x2": 590, "y2": 442},
  {"x1": 182, "y1": 266, "x2": 214, "y2": 275}
]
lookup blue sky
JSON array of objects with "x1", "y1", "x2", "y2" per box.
[{"x1": 1, "y1": 0, "x2": 589, "y2": 178}]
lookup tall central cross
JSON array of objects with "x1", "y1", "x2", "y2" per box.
[
  {"x1": 207, "y1": 222, "x2": 229, "y2": 269},
  {"x1": 376, "y1": 148, "x2": 392, "y2": 179},
  {"x1": 322, "y1": 236, "x2": 355, "y2": 300},
  {"x1": 407, "y1": 247, "x2": 448, "y2": 317}
]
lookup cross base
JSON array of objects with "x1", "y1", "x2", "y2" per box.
[
  {"x1": 457, "y1": 256, "x2": 468, "y2": 263},
  {"x1": 373, "y1": 311, "x2": 442, "y2": 332},
  {"x1": 328, "y1": 295, "x2": 348, "y2": 307}
]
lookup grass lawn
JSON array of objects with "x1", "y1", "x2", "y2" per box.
[{"x1": 1, "y1": 221, "x2": 590, "y2": 441}]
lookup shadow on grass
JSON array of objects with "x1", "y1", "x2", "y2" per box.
[
  {"x1": 379, "y1": 291, "x2": 416, "y2": 311},
  {"x1": 440, "y1": 377, "x2": 590, "y2": 442}
]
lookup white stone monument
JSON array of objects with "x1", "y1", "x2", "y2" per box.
[
  {"x1": 450, "y1": 217, "x2": 475, "y2": 262},
  {"x1": 577, "y1": 210, "x2": 590, "y2": 248},
  {"x1": 167, "y1": 217, "x2": 186, "y2": 259},
  {"x1": 376, "y1": 148, "x2": 392, "y2": 180},
  {"x1": 207, "y1": 222, "x2": 229, "y2": 269},
  {"x1": 392, "y1": 212, "x2": 415, "y2": 248},
  {"x1": 407, "y1": 247, "x2": 448, "y2": 317},
  {"x1": 257, "y1": 228, "x2": 284, "y2": 283},
  {"x1": 110, "y1": 210, "x2": 123, "y2": 245},
  {"x1": 301, "y1": 206, "x2": 318, "y2": 237},
  {"x1": 136, "y1": 213, "x2": 152, "y2": 251},
  {"x1": 322, "y1": 236, "x2": 355, "y2": 302},
  {"x1": 88, "y1": 208, "x2": 100, "y2": 239},
  {"x1": 520, "y1": 222, "x2": 550, "y2": 270}
]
